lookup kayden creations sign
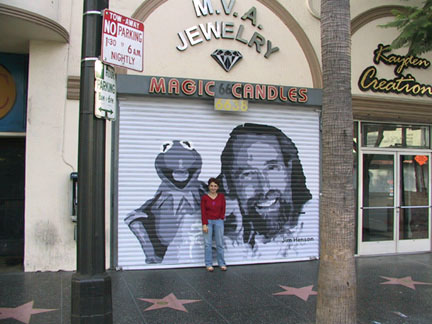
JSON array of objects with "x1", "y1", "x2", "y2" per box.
[
  {"x1": 358, "y1": 44, "x2": 432, "y2": 97},
  {"x1": 176, "y1": 0, "x2": 279, "y2": 71}
]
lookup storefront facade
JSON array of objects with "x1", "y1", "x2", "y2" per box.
[
  {"x1": 115, "y1": 77, "x2": 321, "y2": 269},
  {"x1": 351, "y1": 5, "x2": 432, "y2": 257},
  {"x1": 0, "y1": 0, "x2": 431, "y2": 271}
]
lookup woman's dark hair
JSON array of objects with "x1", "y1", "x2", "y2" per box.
[{"x1": 208, "y1": 177, "x2": 219, "y2": 186}]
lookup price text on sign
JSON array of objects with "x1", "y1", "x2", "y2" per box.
[
  {"x1": 214, "y1": 98, "x2": 248, "y2": 112},
  {"x1": 101, "y1": 9, "x2": 144, "y2": 72}
]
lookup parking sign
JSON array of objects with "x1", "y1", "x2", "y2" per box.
[{"x1": 101, "y1": 9, "x2": 144, "y2": 72}]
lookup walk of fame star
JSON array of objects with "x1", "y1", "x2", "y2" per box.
[
  {"x1": 0, "y1": 301, "x2": 56, "y2": 324},
  {"x1": 273, "y1": 285, "x2": 318, "y2": 301},
  {"x1": 380, "y1": 276, "x2": 432, "y2": 290},
  {"x1": 139, "y1": 293, "x2": 201, "y2": 312}
]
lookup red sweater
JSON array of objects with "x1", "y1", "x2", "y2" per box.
[{"x1": 201, "y1": 193, "x2": 226, "y2": 225}]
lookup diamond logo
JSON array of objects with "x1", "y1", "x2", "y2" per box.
[{"x1": 211, "y1": 49, "x2": 243, "y2": 72}]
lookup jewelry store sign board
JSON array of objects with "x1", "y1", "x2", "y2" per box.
[
  {"x1": 101, "y1": 9, "x2": 144, "y2": 72},
  {"x1": 176, "y1": 0, "x2": 280, "y2": 72}
]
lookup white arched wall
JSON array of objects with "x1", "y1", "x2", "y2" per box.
[
  {"x1": 351, "y1": 5, "x2": 432, "y2": 102},
  {"x1": 125, "y1": 0, "x2": 321, "y2": 88}
]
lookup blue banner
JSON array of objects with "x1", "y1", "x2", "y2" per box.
[{"x1": 0, "y1": 53, "x2": 28, "y2": 132}]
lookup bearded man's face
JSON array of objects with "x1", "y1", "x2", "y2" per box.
[{"x1": 230, "y1": 134, "x2": 294, "y2": 237}]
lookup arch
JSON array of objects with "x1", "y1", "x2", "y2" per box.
[
  {"x1": 132, "y1": 0, "x2": 322, "y2": 88},
  {"x1": 351, "y1": 5, "x2": 404, "y2": 36}
]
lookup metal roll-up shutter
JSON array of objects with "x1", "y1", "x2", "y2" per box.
[{"x1": 117, "y1": 97, "x2": 320, "y2": 269}]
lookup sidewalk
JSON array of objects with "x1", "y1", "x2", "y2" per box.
[{"x1": 1, "y1": 253, "x2": 432, "y2": 324}]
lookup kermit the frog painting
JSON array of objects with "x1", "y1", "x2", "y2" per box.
[{"x1": 125, "y1": 140, "x2": 206, "y2": 264}]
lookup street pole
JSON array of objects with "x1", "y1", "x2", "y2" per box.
[{"x1": 71, "y1": 0, "x2": 112, "y2": 323}]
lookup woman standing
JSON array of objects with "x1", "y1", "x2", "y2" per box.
[{"x1": 201, "y1": 177, "x2": 227, "y2": 272}]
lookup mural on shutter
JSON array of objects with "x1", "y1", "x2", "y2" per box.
[{"x1": 118, "y1": 97, "x2": 319, "y2": 269}]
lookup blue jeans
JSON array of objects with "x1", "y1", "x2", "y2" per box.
[{"x1": 204, "y1": 219, "x2": 226, "y2": 267}]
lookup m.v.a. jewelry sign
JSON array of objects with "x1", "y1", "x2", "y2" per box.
[{"x1": 175, "y1": 0, "x2": 279, "y2": 72}]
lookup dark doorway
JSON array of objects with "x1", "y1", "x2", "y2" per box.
[{"x1": 0, "y1": 137, "x2": 25, "y2": 270}]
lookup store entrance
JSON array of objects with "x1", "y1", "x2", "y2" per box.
[
  {"x1": 0, "y1": 138, "x2": 25, "y2": 268},
  {"x1": 359, "y1": 151, "x2": 431, "y2": 254}
]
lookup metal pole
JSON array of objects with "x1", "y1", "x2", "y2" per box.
[{"x1": 71, "y1": 0, "x2": 112, "y2": 323}]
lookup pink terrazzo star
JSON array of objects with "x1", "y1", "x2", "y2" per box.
[
  {"x1": 273, "y1": 285, "x2": 318, "y2": 301},
  {"x1": 0, "y1": 301, "x2": 56, "y2": 324},
  {"x1": 380, "y1": 276, "x2": 432, "y2": 290},
  {"x1": 139, "y1": 293, "x2": 201, "y2": 312}
]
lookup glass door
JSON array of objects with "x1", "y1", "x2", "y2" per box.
[
  {"x1": 398, "y1": 153, "x2": 431, "y2": 252},
  {"x1": 358, "y1": 152, "x2": 431, "y2": 254},
  {"x1": 359, "y1": 153, "x2": 397, "y2": 254}
]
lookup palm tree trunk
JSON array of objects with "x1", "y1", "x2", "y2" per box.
[{"x1": 316, "y1": 1, "x2": 357, "y2": 323}]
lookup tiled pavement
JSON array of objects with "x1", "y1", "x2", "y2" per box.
[{"x1": 1, "y1": 253, "x2": 432, "y2": 323}]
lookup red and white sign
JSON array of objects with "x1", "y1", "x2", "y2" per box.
[{"x1": 101, "y1": 9, "x2": 144, "y2": 72}]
